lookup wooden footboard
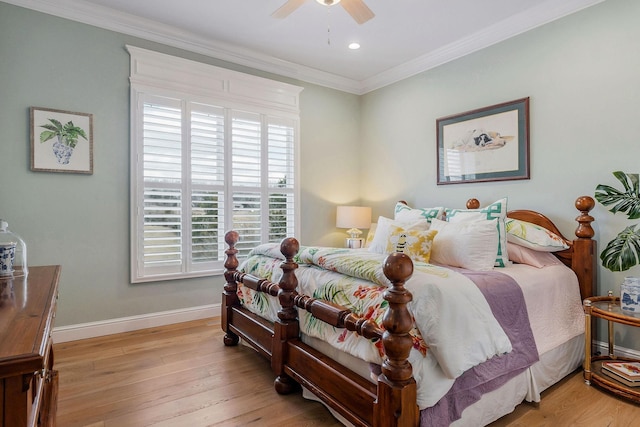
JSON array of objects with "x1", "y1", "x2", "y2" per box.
[{"x1": 222, "y1": 232, "x2": 419, "y2": 427}]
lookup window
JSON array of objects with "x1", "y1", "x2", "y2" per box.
[{"x1": 129, "y1": 46, "x2": 302, "y2": 282}]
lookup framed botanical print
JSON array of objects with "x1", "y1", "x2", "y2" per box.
[{"x1": 30, "y1": 107, "x2": 93, "y2": 174}]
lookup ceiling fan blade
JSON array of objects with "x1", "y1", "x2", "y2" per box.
[
  {"x1": 272, "y1": 0, "x2": 307, "y2": 19},
  {"x1": 340, "y1": 0, "x2": 375, "y2": 25}
]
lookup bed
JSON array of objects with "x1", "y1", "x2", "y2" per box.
[{"x1": 221, "y1": 196, "x2": 597, "y2": 427}]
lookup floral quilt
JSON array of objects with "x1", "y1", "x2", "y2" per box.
[{"x1": 238, "y1": 244, "x2": 511, "y2": 381}]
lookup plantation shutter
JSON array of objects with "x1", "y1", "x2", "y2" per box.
[
  {"x1": 267, "y1": 117, "x2": 295, "y2": 242},
  {"x1": 190, "y1": 104, "x2": 225, "y2": 269},
  {"x1": 231, "y1": 111, "x2": 262, "y2": 254},
  {"x1": 141, "y1": 97, "x2": 183, "y2": 275},
  {"x1": 129, "y1": 46, "x2": 302, "y2": 282}
]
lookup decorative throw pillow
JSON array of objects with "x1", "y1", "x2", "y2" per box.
[
  {"x1": 445, "y1": 198, "x2": 509, "y2": 267},
  {"x1": 507, "y1": 243, "x2": 563, "y2": 268},
  {"x1": 364, "y1": 222, "x2": 377, "y2": 248},
  {"x1": 368, "y1": 216, "x2": 430, "y2": 254},
  {"x1": 505, "y1": 218, "x2": 569, "y2": 252},
  {"x1": 429, "y1": 218, "x2": 498, "y2": 271},
  {"x1": 384, "y1": 226, "x2": 438, "y2": 264},
  {"x1": 394, "y1": 202, "x2": 444, "y2": 223}
]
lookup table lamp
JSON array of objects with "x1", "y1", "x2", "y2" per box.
[{"x1": 336, "y1": 206, "x2": 372, "y2": 248}]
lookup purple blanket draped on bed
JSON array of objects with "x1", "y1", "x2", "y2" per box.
[{"x1": 419, "y1": 268, "x2": 539, "y2": 426}]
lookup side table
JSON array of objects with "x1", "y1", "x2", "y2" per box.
[{"x1": 583, "y1": 294, "x2": 640, "y2": 403}]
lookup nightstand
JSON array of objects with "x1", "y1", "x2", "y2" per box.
[{"x1": 583, "y1": 294, "x2": 640, "y2": 403}]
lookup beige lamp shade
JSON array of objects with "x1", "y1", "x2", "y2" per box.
[{"x1": 336, "y1": 206, "x2": 372, "y2": 240}]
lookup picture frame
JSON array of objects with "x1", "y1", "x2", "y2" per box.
[
  {"x1": 30, "y1": 107, "x2": 94, "y2": 174},
  {"x1": 436, "y1": 97, "x2": 529, "y2": 185}
]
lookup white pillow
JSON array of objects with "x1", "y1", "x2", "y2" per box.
[
  {"x1": 445, "y1": 198, "x2": 509, "y2": 267},
  {"x1": 394, "y1": 202, "x2": 444, "y2": 223},
  {"x1": 368, "y1": 216, "x2": 430, "y2": 254},
  {"x1": 507, "y1": 243, "x2": 563, "y2": 268},
  {"x1": 430, "y1": 218, "x2": 498, "y2": 271},
  {"x1": 505, "y1": 218, "x2": 569, "y2": 252}
]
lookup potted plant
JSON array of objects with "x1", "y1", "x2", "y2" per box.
[
  {"x1": 39, "y1": 118, "x2": 88, "y2": 165},
  {"x1": 595, "y1": 171, "x2": 640, "y2": 272}
]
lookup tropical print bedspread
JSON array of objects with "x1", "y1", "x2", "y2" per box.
[{"x1": 238, "y1": 244, "x2": 512, "y2": 382}]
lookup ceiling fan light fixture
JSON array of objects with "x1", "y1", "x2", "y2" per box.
[{"x1": 316, "y1": 0, "x2": 342, "y2": 6}]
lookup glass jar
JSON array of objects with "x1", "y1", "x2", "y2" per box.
[{"x1": 0, "y1": 220, "x2": 27, "y2": 277}]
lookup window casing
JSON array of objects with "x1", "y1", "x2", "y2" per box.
[{"x1": 128, "y1": 46, "x2": 302, "y2": 282}]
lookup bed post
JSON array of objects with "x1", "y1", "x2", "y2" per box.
[
  {"x1": 572, "y1": 196, "x2": 597, "y2": 299},
  {"x1": 273, "y1": 237, "x2": 301, "y2": 395},
  {"x1": 222, "y1": 231, "x2": 240, "y2": 346},
  {"x1": 374, "y1": 252, "x2": 419, "y2": 427}
]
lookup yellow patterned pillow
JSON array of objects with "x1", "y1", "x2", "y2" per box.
[{"x1": 385, "y1": 226, "x2": 438, "y2": 264}]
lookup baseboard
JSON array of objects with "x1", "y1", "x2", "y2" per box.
[
  {"x1": 594, "y1": 340, "x2": 640, "y2": 359},
  {"x1": 52, "y1": 303, "x2": 220, "y2": 343}
]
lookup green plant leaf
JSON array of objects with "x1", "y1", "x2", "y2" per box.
[
  {"x1": 77, "y1": 128, "x2": 88, "y2": 140},
  {"x1": 39, "y1": 124, "x2": 59, "y2": 132},
  {"x1": 39, "y1": 130, "x2": 56, "y2": 143},
  {"x1": 600, "y1": 224, "x2": 640, "y2": 271},
  {"x1": 47, "y1": 118, "x2": 63, "y2": 131},
  {"x1": 595, "y1": 171, "x2": 640, "y2": 220}
]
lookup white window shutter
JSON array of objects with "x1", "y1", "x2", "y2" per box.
[{"x1": 129, "y1": 46, "x2": 302, "y2": 282}]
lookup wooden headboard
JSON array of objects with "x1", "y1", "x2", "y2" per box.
[{"x1": 466, "y1": 196, "x2": 597, "y2": 300}]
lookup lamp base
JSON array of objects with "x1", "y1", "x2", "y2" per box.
[{"x1": 345, "y1": 238, "x2": 364, "y2": 249}]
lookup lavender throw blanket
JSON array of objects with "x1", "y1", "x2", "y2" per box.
[{"x1": 420, "y1": 269, "x2": 538, "y2": 426}]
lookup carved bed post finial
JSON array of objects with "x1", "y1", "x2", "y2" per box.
[
  {"x1": 374, "y1": 252, "x2": 419, "y2": 426},
  {"x1": 573, "y1": 196, "x2": 597, "y2": 299},
  {"x1": 575, "y1": 196, "x2": 595, "y2": 239},
  {"x1": 222, "y1": 231, "x2": 240, "y2": 346},
  {"x1": 466, "y1": 198, "x2": 480, "y2": 209},
  {"x1": 274, "y1": 237, "x2": 301, "y2": 395},
  {"x1": 380, "y1": 252, "x2": 414, "y2": 383},
  {"x1": 277, "y1": 237, "x2": 300, "y2": 322}
]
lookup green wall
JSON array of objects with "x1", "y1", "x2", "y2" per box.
[
  {"x1": 0, "y1": 2, "x2": 361, "y2": 326},
  {"x1": 361, "y1": 0, "x2": 640, "y2": 298},
  {"x1": 359, "y1": 0, "x2": 640, "y2": 347},
  {"x1": 2, "y1": 0, "x2": 640, "y2": 339}
]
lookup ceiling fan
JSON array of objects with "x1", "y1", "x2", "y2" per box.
[{"x1": 272, "y1": 0, "x2": 375, "y2": 25}]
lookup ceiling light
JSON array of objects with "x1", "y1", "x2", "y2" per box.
[
  {"x1": 348, "y1": 42, "x2": 361, "y2": 50},
  {"x1": 316, "y1": 0, "x2": 341, "y2": 5}
]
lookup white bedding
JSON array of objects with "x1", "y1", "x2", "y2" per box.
[
  {"x1": 499, "y1": 263, "x2": 585, "y2": 355},
  {"x1": 239, "y1": 245, "x2": 585, "y2": 411}
]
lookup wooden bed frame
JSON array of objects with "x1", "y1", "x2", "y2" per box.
[{"x1": 221, "y1": 196, "x2": 597, "y2": 427}]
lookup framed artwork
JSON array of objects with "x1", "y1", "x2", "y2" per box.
[
  {"x1": 436, "y1": 97, "x2": 529, "y2": 185},
  {"x1": 30, "y1": 107, "x2": 94, "y2": 174}
]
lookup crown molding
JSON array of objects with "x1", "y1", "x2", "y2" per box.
[
  {"x1": 360, "y1": 0, "x2": 607, "y2": 93},
  {"x1": 2, "y1": 0, "x2": 605, "y2": 95}
]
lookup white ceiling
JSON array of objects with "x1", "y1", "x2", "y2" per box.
[{"x1": 5, "y1": 0, "x2": 604, "y2": 94}]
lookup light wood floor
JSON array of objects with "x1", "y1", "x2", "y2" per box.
[{"x1": 54, "y1": 318, "x2": 639, "y2": 426}]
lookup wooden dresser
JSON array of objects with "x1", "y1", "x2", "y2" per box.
[{"x1": 0, "y1": 266, "x2": 60, "y2": 427}]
